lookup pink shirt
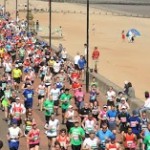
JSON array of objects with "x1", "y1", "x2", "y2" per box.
[{"x1": 74, "y1": 90, "x2": 84, "y2": 102}]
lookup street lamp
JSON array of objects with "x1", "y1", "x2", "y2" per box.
[
  {"x1": 49, "y1": 0, "x2": 51, "y2": 48},
  {"x1": 4, "y1": 0, "x2": 6, "y2": 14},
  {"x1": 16, "y1": 0, "x2": 18, "y2": 21},
  {"x1": 86, "y1": 0, "x2": 89, "y2": 92},
  {"x1": 27, "y1": 0, "x2": 29, "y2": 32}
]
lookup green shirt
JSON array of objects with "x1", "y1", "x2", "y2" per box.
[
  {"x1": 144, "y1": 135, "x2": 150, "y2": 150},
  {"x1": 60, "y1": 93, "x2": 72, "y2": 109},
  {"x1": 69, "y1": 127, "x2": 85, "y2": 146},
  {"x1": 43, "y1": 99, "x2": 54, "y2": 116}
]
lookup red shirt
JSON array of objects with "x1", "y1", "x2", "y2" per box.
[
  {"x1": 92, "y1": 50, "x2": 100, "y2": 60},
  {"x1": 71, "y1": 72, "x2": 80, "y2": 80}
]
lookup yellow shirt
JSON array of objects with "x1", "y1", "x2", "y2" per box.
[
  {"x1": 48, "y1": 60, "x2": 55, "y2": 67},
  {"x1": 12, "y1": 68, "x2": 22, "y2": 78},
  {"x1": 0, "y1": 48, "x2": 4, "y2": 58}
]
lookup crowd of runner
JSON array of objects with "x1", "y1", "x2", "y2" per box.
[{"x1": 0, "y1": 10, "x2": 150, "y2": 150}]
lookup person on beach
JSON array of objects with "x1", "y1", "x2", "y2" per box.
[
  {"x1": 92, "y1": 47, "x2": 100, "y2": 73},
  {"x1": 122, "y1": 30, "x2": 125, "y2": 41}
]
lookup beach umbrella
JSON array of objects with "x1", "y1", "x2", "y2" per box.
[{"x1": 126, "y1": 28, "x2": 141, "y2": 37}]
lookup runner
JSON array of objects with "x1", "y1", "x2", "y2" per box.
[
  {"x1": 106, "y1": 135, "x2": 121, "y2": 150},
  {"x1": 23, "y1": 84, "x2": 34, "y2": 110},
  {"x1": 49, "y1": 84, "x2": 60, "y2": 116},
  {"x1": 69, "y1": 120, "x2": 85, "y2": 150},
  {"x1": 81, "y1": 113, "x2": 98, "y2": 137},
  {"x1": 12, "y1": 64, "x2": 22, "y2": 92},
  {"x1": 7, "y1": 119, "x2": 23, "y2": 150},
  {"x1": 56, "y1": 128, "x2": 70, "y2": 150},
  {"x1": 65, "y1": 105, "x2": 76, "y2": 132},
  {"x1": 43, "y1": 96, "x2": 54, "y2": 125},
  {"x1": 10, "y1": 97, "x2": 26, "y2": 126},
  {"x1": 36, "y1": 81, "x2": 46, "y2": 111},
  {"x1": 27, "y1": 122, "x2": 40, "y2": 150},
  {"x1": 123, "y1": 127, "x2": 137, "y2": 150},
  {"x1": 96, "y1": 123, "x2": 114, "y2": 150},
  {"x1": 82, "y1": 130, "x2": 100, "y2": 150},
  {"x1": 60, "y1": 88, "x2": 72, "y2": 124},
  {"x1": 118, "y1": 105, "x2": 130, "y2": 134}
]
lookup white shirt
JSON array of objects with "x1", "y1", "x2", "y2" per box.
[
  {"x1": 107, "y1": 90, "x2": 116, "y2": 101},
  {"x1": 46, "y1": 119, "x2": 59, "y2": 137},
  {"x1": 83, "y1": 137, "x2": 99, "y2": 149},
  {"x1": 144, "y1": 98, "x2": 150, "y2": 108},
  {"x1": 53, "y1": 62, "x2": 61, "y2": 73},
  {"x1": 74, "y1": 55, "x2": 80, "y2": 65},
  {"x1": 10, "y1": 103, "x2": 26, "y2": 114},
  {"x1": 50, "y1": 88, "x2": 60, "y2": 101},
  {"x1": 61, "y1": 50, "x2": 67, "y2": 59},
  {"x1": 8, "y1": 127, "x2": 21, "y2": 139}
]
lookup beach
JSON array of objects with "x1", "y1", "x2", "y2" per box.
[{"x1": 1, "y1": 0, "x2": 150, "y2": 100}]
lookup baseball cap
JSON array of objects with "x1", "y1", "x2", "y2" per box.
[
  {"x1": 15, "y1": 64, "x2": 19, "y2": 68},
  {"x1": 103, "y1": 105, "x2": 107, "y2": 108},
  {"x1": 121, "y1": 105, "x2": 126, "y2": 109},
  {"x1": 16, "y1": 97, "x2": 20, "y2": 100},
  {"x1": 121, "y1": 97, "x2": 126, "y2": 101},
  {"x1": 68, "y1": 105, "x2": 73, "y2": 109}
]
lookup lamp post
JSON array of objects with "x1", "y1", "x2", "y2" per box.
[
  {"x1": 4, "y1": 0, "x2": 6, "y2": 14},
  {"x1": 86, "y1": 0, "x2": 89, "y2": 92},
  {"x1": 16, "y1": 0, "x2": 18, "y2": 21},
  {"x1": 49, "y1": 0, "x2": 51, "y2": 48},
  {"x1": 27, "y1": 0, "x2": 29, "y2": 32}
]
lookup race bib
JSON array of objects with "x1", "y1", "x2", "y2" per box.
[
  {"x1": 27, "y1": 93, "x2": 32, "y2": 98},
  {"x1": 15, "y1": 112, "x2": 21, "y2": 117},
  {"x1": 34, "y1": 135, "x2": 39, "y2": 141},
  {"x1": 110, "y1": 117, "x2": 115, "y2": 122},
  {"x1": 127, "y1": 141, "x2": 133, "y2": 148},
  {"x1": 121, "y1": 117, "x2": 127, "y2": 122},
  {"x1": 130, "y1": 121, "x2": 137, "y2": 127},
  {"x1": 73, "y1": 134, "x2": 79, "y2": 140}
]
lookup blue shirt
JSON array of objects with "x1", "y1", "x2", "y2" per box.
[
  {"x1": 96, "y1": 129, "x2": 114, "y2": 142},
  {"x1": 78, "y1": 59, "x2": 86, "y2": 69},
  {"x1": 128, "y1": 116, "x2": 141, "y2": 134},
  {"x1": 107, "y1": 110, "x2": 117, "y2": 122},
  {"x1": 23, "y1": 89, "x2": 34, "y2": 103}
]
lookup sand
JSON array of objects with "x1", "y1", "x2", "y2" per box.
[{"x1": 1, "y1": 0, "x2": 150, "y2": 100}]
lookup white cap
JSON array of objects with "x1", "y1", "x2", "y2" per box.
[
  {"x1": 121, "y1": 97, "x2": 126, "y2": 101},
  {"x1": 15, "y1": 64, "x2": 19, "y2": 68},
  {"x1": 121, "y1": 105, "x2": 126, "y2": 109},
  {"x1": 68, "y1": 105, "x2": 73, "y2": 109}
]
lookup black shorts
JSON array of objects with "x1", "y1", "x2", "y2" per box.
[
  {"x1": 38, "y1": 95, "x2": 45, "y2": 100},
  {"x1": 54, "y1": 100, "x2": 59, "y2": 106},
  {"x1": 107, "y1": 100, "x2": 114, "y2": 106},
  {"x1": 74, "y1": 64, "x2": 79, "y2": 70},
  {"x1": 14, "y1": 78, "x2": 21, "y2": 84},
  {"x1": 29, "y1": 143, "x2": 39, "y2": 149},
  {"x1": 45, "y1": 115, "x2": 50, "y2": 123}
]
